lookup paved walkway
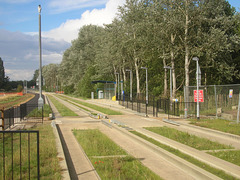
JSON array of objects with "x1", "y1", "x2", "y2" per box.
[{"x1": 48, "y1": 94, "x2": 240, "y2": 180}]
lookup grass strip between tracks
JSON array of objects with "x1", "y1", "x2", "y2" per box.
[
  {"x1": 48, "y1": 95, "x2": 78, "y2": 116},
  {"x1": 130, "y1": 131, "x2": 237, "y2": 180},
  {"x1": 190, "y1": 119, "x2": 240, "y2": 136},
  {"x1": 73, "y1": 129, "x2": 162, "y2": 180},
  {"x1": 145, "y1": 126, "x2": 233, "y2": 150},
  {"x1": 145, "y1": 126, "x2": 240, "y2": 167},
  {"x1": 57, "y1": 95, "x2": 122, "y2": 115}
]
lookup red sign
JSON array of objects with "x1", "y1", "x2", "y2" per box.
[{"x1": 194, "y1": 90, "x2": 204, "y2": 102}]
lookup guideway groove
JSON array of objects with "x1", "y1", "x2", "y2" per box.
[{"x1": 48, "y1": 94, "x2": 240, "y2": 179}]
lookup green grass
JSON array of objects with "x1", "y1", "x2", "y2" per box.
[
  {"x1": 66, "y1": 94, "x2": 88, "y2": 100},
  {"x1": 208, "y1": 150, "x2": 240, "y2": 167},
  {"x1": 190, "y1": 119, "x2": 240, "y2": 136},
  {"x1": 0, "y1": 96, "x2": 22, "y2": 104},
  {"x1": 27, "y1": 104, "x2": 52, "y2": 118},
  {"x1": 0, "y1": 124, "x2": 62, "y2": 179},
  {"x1": 73, "y1": 129, "x2": 162, "y2": 180},
  {"x1": 130, "y1": 131, "x2": 237, "y2": 180},
  {"x1": 57, "y1": 95, "x2": 122, "y2": 115},
  {"x1": 145, "y1": 126, "x2": 233, "y2": 150},
  {"x1": 0, "y1": 94, "x2": 35, "y2": 109},
  {"x1": 73, "y1": 129, "x2": 126, "y2": 156},
  {"x1": 48, "y1": 95, "x2": 78, "y2": 116}
]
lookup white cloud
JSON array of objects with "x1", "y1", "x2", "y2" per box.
[
  {"x1": 0, "y1": 29, "x2": 70, "y2": 81},
  {"x1": 48, "y1": 0, "x2": 108, "y2": 14},
  {"x1": 5, "y1": 69, "x2": 34, "y2": 81},
  {"x1": 43, "y1": 0, "x2": 126, "y2": 43}
]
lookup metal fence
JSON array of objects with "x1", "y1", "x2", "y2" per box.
[
  {"x1": 118, "y1": 93, "x2": 196, "y2": 119},
  {"x1": 1, "y1": 103, "x2": 43, "y2": 130},
  {"x1": 0, "y1": 130, "x2": 40, "y2": 180},
  {"x1": 184, "y1": 84, "x2": 240, "y2": 121}
]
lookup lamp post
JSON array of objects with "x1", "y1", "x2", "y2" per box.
[
  {"x1": 193, "y1": 57, "x2": 200, "y2": 119},
  {"x1": 114, "y1": 72, "x2": 119, "y2": 100},
  {"x1": 141, "y1": 67, "x2": 148, "y2": 105},
  {"x1": 38, "y1": 5, "x2": 43, "y2": 109},
  {"x1": 126, "y1": 69, "x2": 132, "y2": 101},
  {"x1": 164, "y1": 66, "x2": 172, "y2": 100}
]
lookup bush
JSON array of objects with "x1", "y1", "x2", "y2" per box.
[{"x1": 17, "y1": 85, "x2": 23, "y2": 92}]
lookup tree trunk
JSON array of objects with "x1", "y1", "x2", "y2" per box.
[
  {"x1": 163, "y1": 57, "x2": 167, "y2": 97},
  {"x1": 135, "y1": 59, "x2": 140, "y2": 95},
  {"x1": 184, "y1": 0, "x2": 190, "y2": 87},
  {"x1": 171, "y1": 34, "x2": 176, "y2": 99}
]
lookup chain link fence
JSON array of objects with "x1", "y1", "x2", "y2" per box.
[{"x1": 184, "y1": 84, "x2": 240, "y2": 122}]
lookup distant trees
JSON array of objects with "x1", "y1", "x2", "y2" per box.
[
  {"x1": 34, "y1": 0, "x2": 240, "y2": 98},
  {"x1": 0, "y1": 57, "x2": 5, "y2": 89}
]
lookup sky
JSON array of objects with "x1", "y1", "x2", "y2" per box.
[
  {"x1": 0, "y1": 0, "x2": 126, "y2": 81},
  {"x1": 0, "y1": 0, "x2": 239, "y2": 81}
]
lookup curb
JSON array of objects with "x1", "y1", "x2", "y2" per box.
[{"x1": 51, "y1": 121, "x2": 71, "y2": 180}]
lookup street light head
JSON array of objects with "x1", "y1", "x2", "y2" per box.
[
  {"x1": 126, "y1": 69, "x2": 131, "y2": 72},
  {"x1": 141, "y1": 67, "x2": 147, "y2": 70},
  {"x1": 164, "y1": 66, "x2": 172, "y2": 69},
  {"x1": 38, "y1": 5, "x2": 41, "y2": 13},
  {"x1": 192, "y1": 57, "x2": 199, "y2": 61},
  {"x1": 114, "y1": 72, "x2": 119, "y2": 75}
]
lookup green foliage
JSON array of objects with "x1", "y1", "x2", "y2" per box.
[
  {"x1": 64, "y1": 84, "x2": 75, "y2": 94},
  {"x1": 32, "y1": 0, "x2": 240, "y2": 97},
  {"x1": 77, "y1": 66, "x2": 95, "y2": 98},
  {"x1": 0, "y1": 57, "x2": 5, "y2": 89},
  {"x1": 16, "y1": 84, "x2": 23, "y2": 92}
]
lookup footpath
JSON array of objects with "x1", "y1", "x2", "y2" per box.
[{"x1": 48, "y1": 94, "x2": 240, "y2": 180}]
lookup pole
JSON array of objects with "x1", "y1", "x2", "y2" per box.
[
  {"x1": 130, "y1": 70, "x2": 132, "y2": 101},
  {"x1": 237, "y1": 90, "x2": 240, "y2": 124},
  {"x1": 38, "y1": 5, "x2": 43, "y2": 109},
  {"x1": 118, "y1": 73, "x2": 119, "y2": 100},
  {"x1": 146, "y1": 68, "x2": 148, "y2": 105},
  {"x1": 170, "y1": 68, "x2": 172, "y2": 100},
  {"x1": 196, "y1": 60, "x2": 200, "y2": 119}
]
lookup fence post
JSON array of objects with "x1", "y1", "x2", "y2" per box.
[
  {"x1": 1, "y1": 107, "x2": 4, "y2": 130},
  {"x1": 42, "y1": 105, "x2": 44, "y2": 123},
  {"x1": 146, "y1": 101, "x2": 148, "y2": 116},
  {"x1": 153, "y1": 96, "x2": 155, "y2": 117},
  {"x1": 127, "y1": 95, "x2": 128, "y2": 109},
  {"x1": 214, "y1": 85, "x2": 218, "y2": 118},
  {"x1": 132, "y1": 96, "x2": 133, "y2": 110}
]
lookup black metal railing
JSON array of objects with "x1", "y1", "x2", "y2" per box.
[
  {"x1": 0, "y1": 130, "x2": 40, "y2": 180},
  {"x1": 1, "y1": 104, "x2": 43, "y2": 130},
  {"x1": 119, "y1": 94, "x2": 197, "y2": 119}
]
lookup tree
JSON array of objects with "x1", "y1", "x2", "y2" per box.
[{"x1": 0, "y1": 57, "x2": 5, "y2": 89}]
